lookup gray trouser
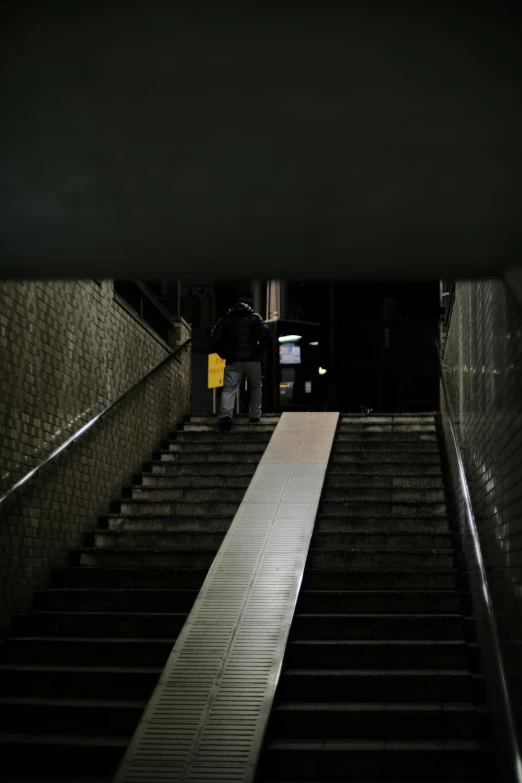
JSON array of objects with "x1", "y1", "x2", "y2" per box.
[{"x1": 220, "y1": 361, "x2": 262, "y2": 419}]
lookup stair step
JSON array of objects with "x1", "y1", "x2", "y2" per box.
[
  {"x1": 307, "y1": 550, "x2": 454, "y2": 569},
  {"x1": 167, "y1": 441, "x2": 267, "y2": 453},
  {"x1": 337, "y1": 427, "x2": 437, "y2": 436},
  {"x1": 321, "y1": 488, "x2": 446, "y2": 502},
  {"x1": 92, "y1": 530, "x2": 226, "y2": 550},
  {"x1": 339, "y1": 420, "x2": 436, "y2": 428},
  {"x1": 319, "y1": 501, "x2": 447, "y2": 517},
  {"x1": 2, "y1": 777, "x2": 114, "y2": 783},
  {"x1": 302, "y1": 569, "x2": 458, "y2": 590},
  {"x1": 1, "y1": 637, "x2": 174, "y2": 667},
  {"x1": 284, "y1": 640, "x2": 471, "y2": 669},
  {"x1": 119, "y1": 499, "x2": 239, "y2": 515},
  {"x1": 34, "y1": 588, "x2": 199, "y2": 613},
  {"x1": 177, "y1": 431, "x2": 273, "y2": 442},
  {"x1": 311, "y1": 533, "x2": 452, "y2": 550},
  {"x1": 315, "y1": 517, "x2": 450, "y2": 533},
  {"x1": 324, "y1": 475, "x2": 444, "y2": 489},
  {"x1": 258, "y1": 739, "x2": 489, "y2": 780},
  {"x1": 130, "y1": 486, "x2": 246, "y2": 501},
  {"x1": 181, "y1": 423, "x2": 277, "y2": 432},
  {"x1": 290, "y1": 613, "x2": 464, "y2": 641},
  {"x1": 277, "y1": 670, "x2": 484, "y2": 703},
  {"x1": 183, "y1": 411, "x2": 281, "y2": 427},
  {"x1": 340, "y1": 414, "x2": 437, "y2": 420},
  {"x1": 0, "y1": 663, "x2": 162, "y2": 699},
  {"x1": 72, "y1": 547, "x2": 217, "y2": 569},
  {"x1": 141, "y1": 474, "x2": 252, "y2": 488},
  {"x1": 51, "y1": 567, "x2": 208, "y2": 589},
  {"x1": 0, "y1": 733, "x2": 127, "y2": 776},
  {"x1": 334, "y1": 442, "x2": 439, "y2": 453},
  {"x1": 104, "y1": 514, "x2": 233, "y2": 533},
  {"x1": 11, "y1": 611, "x2": 187, "y2": 638},
  {"x1": 336, "y1": 432, "x2": 438, "y2": 442},
  {"x1": 297, "y1": 590, "x2": 462, "y2": 614},
  {"x1": 160, "y1": 451, "x2": 264, "y2": 463},
  {"x1": 270, "y1": 702, "x2": 486, "y2": 740},
  {"x1": 332, "y1": 454, "x2": 441, "y2": 466},
  {"x1": 0, "y1": 696, "x2": 146, "y2": 735},
  {"x1": 148, "y1": 461, "x2": 257, "y2": 475},
  {"x1": 329, "y1": 463, "x2": 443, "y2": 476}
]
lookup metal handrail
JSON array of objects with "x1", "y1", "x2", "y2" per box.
[
  {"x1": 436, "y1": 340, "x2": 522, "y2": 783},
  {"x1": 0, "y1": 337, "x2": 192, "y2": 508}
]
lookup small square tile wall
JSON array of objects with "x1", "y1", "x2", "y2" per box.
[
  {"x1": 442, "y1": 279, "x2": 522, "y2": 738},
  {"x1": 0, "y1": 280, "x2": 191, "y2": 636}
]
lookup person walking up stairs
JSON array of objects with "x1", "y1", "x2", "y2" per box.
[{"x1": 210, "y1": 294, "x2": 270, "y2": 431}]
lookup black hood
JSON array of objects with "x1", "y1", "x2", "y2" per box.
[{"x1": 229, "y1": 301, "x2": 254, "y2": 317}]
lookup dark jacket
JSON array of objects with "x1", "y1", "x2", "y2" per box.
[{"x1": 211, "y1": 302, "x2": 270, "y2": 363}]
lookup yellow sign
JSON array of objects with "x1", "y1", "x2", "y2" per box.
[{"x1": 208, "y1": 353, "x2": 226, "y2": 389}]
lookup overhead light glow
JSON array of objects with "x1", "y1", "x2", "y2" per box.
[
  {"x1": 318, "y1": 367, "x2": 327, "y2": 375},
  {"x1": 278, "y1": 335, "x2": 302, "y2": 343},
  {"x1": 309, "y1": 341, "x2": 318, "y2": 346}
]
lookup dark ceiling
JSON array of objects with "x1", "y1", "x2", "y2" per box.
[{"x1": 1, "y1": 2, "x2": 520, "y2": 280}]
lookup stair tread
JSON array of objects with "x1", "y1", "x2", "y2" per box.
[
  {"x1": 73, "y1": 547, "x2": 218, "y2": 553},
  {"x1": 320, "y1": 502, "x2": 446, "y2": 506},
  {"x1": 305, "y1": 568, "x2": 456, "y2": 573},
  {"x1": 119, "y1": 498, "x2": 240, "y2": 503},
  {"x1": 104, "y1": 512, "x2": 234, "y2": 519},
  {"x1": 53, "y1": 566, "x2": 208, "y2": 573},
  {"x1": 301, "y1": 590, "x2": 459, "y2": 595},
  {"x1": 23, "y1": 610, "x2": 188, "y2": 617},
  {"x1": 309, "y1": 548, "x2": 454, "y2": 553},
  {"x1": 295, "y1": 613, "x2": 463, "y2": 618},
  {"x1": 317, "y1": 513, "x2": 449, "y2": 519},
  {"x1": 94, "y1": 530, "x2": 227, "y2": 536},
  {"x1": 0, "y1": 696, "x2": 147, "y2": 708},
  {"x1": 95, "y1": 529, "x2": 226, "y2": 534},
  {"x1": 1, "y1": 778, "x2": 114, "y2": 783},
  {"x1": 326, "y1": 471, "x2": 443, "y2": 475},
  {"x1": 154, "y1": 448, "x2": 266, "y2": 456},
  {"x1": 53, "y1": 566, "x2": 209, "y2": 572},
  {"x1": 147, "y1": 461, "x2": 256, "y2": 468},
  {"x1": 9, "y1": 636, "x2": 174, "y2": 643},
  {"x1": 131, "y1": 484, "x2": 244, "y2": 489},
  {"x1": 0, "y1": 733, "x2": 129, "y2": 746},
  {"x1": 41, "y1": 587, "x2": 198, "y2": 593},
  {"x1": 275, "y1": 701, "x2": 483, "y2": 712},
  {"x1": 305, "y1": 568, "x2": 457, "y2": 576},
  {"x1": 313, "y1": 531, "x2": 451, "y2": 535},
  {"x1": 265, "y1": 739, "x2": 482, "y2": 749},
  {"x1": 283, "y1": 668, "x2": 475, "y2": 676},
  {"x1": 0, "y1": 663, "x2": 162, "y2": 673},
  {"x1": 290, "y1": 639, "x2": 467, "y2": 646}
]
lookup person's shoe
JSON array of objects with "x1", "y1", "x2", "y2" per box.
[
  {"x1": 219, "y1": 416, "x2": 233, "y2": 432},
  {"x1": 249, "y1": 417, "x2": 260, "y2": 424}
]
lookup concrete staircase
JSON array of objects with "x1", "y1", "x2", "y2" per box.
[
  {"x1": 0, "y1": 414, "x2": 279, "y2": 781},
  {"x1": 256, "y1": 413, "x2": 493, "y2": 782}
]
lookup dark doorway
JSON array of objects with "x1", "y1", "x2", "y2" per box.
[{"x1": 290, "y1": 281, "x2": 440, "y2": 413}]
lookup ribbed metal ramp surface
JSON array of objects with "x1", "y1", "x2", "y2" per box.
[{"x1": 114, "y1": 412, "x2": 338, "y2": 783}]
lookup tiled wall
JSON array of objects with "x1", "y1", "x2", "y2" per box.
[
  {"x1": 441, "y1": 279, "x2": 522, "y2": 772},
  {"x1": 0, "y1": 280, "x2": 191, "y2": 635}
]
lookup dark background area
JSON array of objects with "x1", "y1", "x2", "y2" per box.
[
  {"x1": 0, "y1": 1, "x2": 521, "y2": 279},
  {"x1": 282, "y1": 282, "x2": 440, "y2": 412}
]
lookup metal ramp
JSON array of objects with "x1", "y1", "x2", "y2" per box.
[{"x1": 114, "y1": 412, "x2": 338, "y2": 783}]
